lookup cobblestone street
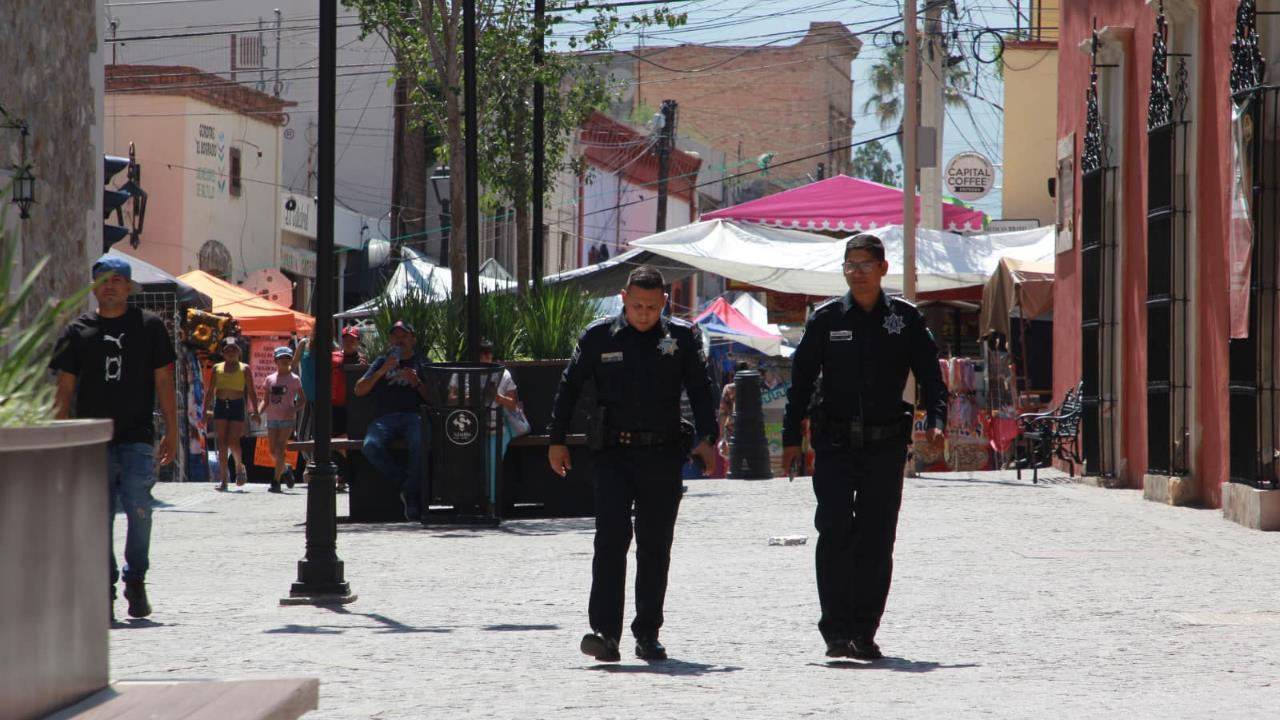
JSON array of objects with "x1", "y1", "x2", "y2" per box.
[{"x1": 111, "y1": 471, "x2": 1280, "y2": 719}]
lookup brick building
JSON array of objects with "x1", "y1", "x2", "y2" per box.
[{"x1": 606, "y1": 22, "x2": 860, "y2": 191}]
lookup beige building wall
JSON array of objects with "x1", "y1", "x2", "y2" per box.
[
  {"x1": 105, "y1": 94, "x2": 282, "y2": 282},
  {"x1": 1001, "y1": 42, "x2": 1059, "y2": 226}
]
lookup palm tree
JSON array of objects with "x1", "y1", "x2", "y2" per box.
[{"x1": 861, "y1": 42, "x2": 971, "y2": 130}]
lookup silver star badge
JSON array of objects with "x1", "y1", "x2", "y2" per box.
[
  {"x1": 883, "y1": 313, "x2": 905, "y2": 335},
  {"x1": 659, "y1": 337, "x2": 678, "y2": 355}
]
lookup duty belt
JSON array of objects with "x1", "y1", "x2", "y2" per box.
[
  {"x1": 604, "y1": 429, "x2": 679, "y2": 447},
  {"x1": 822, "y1": 416, "x2": 911, "y2": 448}
]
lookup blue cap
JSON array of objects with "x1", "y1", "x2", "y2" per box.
[
  {"x1": 273, "y1": 346, "x2": 294, "y2": 360},
  {"x1": 91, "y1": 254, "x2": 142, "y2": 293}
]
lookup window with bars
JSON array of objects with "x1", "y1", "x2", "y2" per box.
[
  {"x1": 1227, "y1": 0, "x2": 1280, "y2": 489},
  {"x1": 1146, "y1": 6, "x2": 1193, "y2": 476}
]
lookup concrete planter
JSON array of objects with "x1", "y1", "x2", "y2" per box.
[{"x1": 0, "y1": 419, "x2": 113, "y2": 720}]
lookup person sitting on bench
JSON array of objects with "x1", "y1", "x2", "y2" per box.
[{"x1": 354, "y1": 319, "x2": 430, "y2": 520}]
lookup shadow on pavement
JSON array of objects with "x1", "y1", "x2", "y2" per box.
[
  {"x1": 264, "y1": 607, "x2": 454, "y2": 635},
  {"x1": 337, "y1": 518, "x2": 595, "y2": 537},
  {"x1": 913, "y1": 474, "x2": 1052, "y2": 489},
  {"x1": 589, "y1": 660, "x2": 742, "y2": 676},
  {"x1": 483, "y1": 624, "x2": 561, "y2": 632},
  {"x1": 110, "y1": 618, "x2": 171, "y2": 630},
  {"x1": 813, "y1": 658, "x2": 980, "y2": 673}
]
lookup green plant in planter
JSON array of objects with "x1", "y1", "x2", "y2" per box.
[
  {"x1": 480, "y1": 289, "x2": 523, "y2": 361},
  {"x1": 516, "y1": 283, "x2": 598, "y2": 360},
  {"x1": 368, "y1": 285, "x2": 438, "y2": 359},
  {"x1": 0, "y1": 212, "x2": 93, "y2": 427}
]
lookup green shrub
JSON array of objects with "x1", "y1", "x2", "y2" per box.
[
  {"x1": 516, "y1": 283, "x2": 598, "y2": 360},
  {"x1": 0, "y1": 208, "x2": 92, "y2": 426}
]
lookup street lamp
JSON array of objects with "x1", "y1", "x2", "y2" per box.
[
  {"x1": 1, "y1": 105, "x2": 34, "y2": 221},
  {"x1": 430, "y1": 166, "x2": 451, "y2": 266}
]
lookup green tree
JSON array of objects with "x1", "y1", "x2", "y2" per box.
[
  {"x1": 861, "y1": 42, "x2": 971, "y2": 130},
  {"x1": 344, "y1": 0, "x2": 683, "y2": 294},
  {"x1": 850, "y1": 140, "x2": 901, "y2": 187}
]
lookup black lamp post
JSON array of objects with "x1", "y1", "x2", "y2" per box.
[
  {"x1": 282, "y1": 0, "x2": 355, "y2": 607},
  {"x1": 1, "y1": 106, "x2": 34, "y2": 221}
]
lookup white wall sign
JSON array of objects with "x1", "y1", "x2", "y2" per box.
[
  {"x1": 987, "y1": 219, "x2": 1041, "y2": 233},
  {"x1": 944, "y1": 151, "x2": 996, "y2": 202},
  {"x1": 281, "y1": 244, "x2": 317, "y2": 278},
  {"x1": 281, "y1": 192, "x2": 317, "y2": 239}
]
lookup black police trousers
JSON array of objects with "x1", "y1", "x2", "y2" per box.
[
  {"x1": 589, "y1": 446, "x2": 685, "y2": 642},
  {"x1": 811, "y1": 438, "x2": 908, "y2": 643}
]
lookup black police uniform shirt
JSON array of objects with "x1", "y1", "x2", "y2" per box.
[
  {"x1": 548, "y1": 314, "x2": 719, "y2": 446},
  {"x1": 782, "y1": 291, "x2": 948, "y2": 447},
  {"x1": 361, "y1": 351, "x2": 426, "y2": 416},
  {"x1": 49, "y1": 307, "x2": 177, "y2": 445}
]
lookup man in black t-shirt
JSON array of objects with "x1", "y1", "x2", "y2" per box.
[
  {"x1": 50, "y1": 255, "x2": 178, "y2": 620},
  {"x1": 354, "y1": 319, "x2": 430, "y2": 520}
]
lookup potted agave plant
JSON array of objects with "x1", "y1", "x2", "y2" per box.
[{"x1": 0, "y1": 218, "x2": 110, "y2": 719}]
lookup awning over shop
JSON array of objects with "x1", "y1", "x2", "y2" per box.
[
  {"x1": 337, "y1": 247, "x2": 516, "y2": 318},
  {"x1": 178, "y1": 270, "x2": 315, "y2": 336},
  {"x1": 108, "y1": 248, "x2": 211, "y2": 309},
  {"x1": 541, "y1": 247, "x2": 698, "y2": 297},
  {"x1": 978, "y1": 256, "x2": 1055, "y2": 341},
  {"x1": 631, "y1": 220, "x2": 1056, "y2": 296},
  {"x1": 701, "y1": 175, "x2": 987, "y2": 233}
]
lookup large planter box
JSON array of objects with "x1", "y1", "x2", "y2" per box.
[{"x1": 0, "y1": 419, "x2": 113, "y2": 720}]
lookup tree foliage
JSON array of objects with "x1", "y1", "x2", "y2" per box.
[
  {"x1": 861, "y1": 42, "x2": 971, "y2": 130},
  {"x1": 343, "y1": 0, "x2": 684, "y2": 293},
  {"x1": 850, "y1": 140, "x2": 901, "y2": 187}
]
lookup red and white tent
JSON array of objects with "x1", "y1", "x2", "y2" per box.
[{"x1": 702, "y1": 175, "x2": 987, "y2": 233}]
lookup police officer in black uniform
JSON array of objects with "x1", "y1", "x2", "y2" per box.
[
  {"x1": 782, "y1": 232, "x2": 948, "y2": 661},
  {"x1": 548, "y1": 266, "x2": 719, "y2": 663}
]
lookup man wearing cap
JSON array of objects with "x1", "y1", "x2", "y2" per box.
[
  {"x1": 51, "y1": 255, "x2": 179, "y2": 620},
  {"x1": 354, "y1": 319, "x2": 430, "y2": 520},
  {"x1": 782, "y1": 232, "x2": 948, "y2": 661}
]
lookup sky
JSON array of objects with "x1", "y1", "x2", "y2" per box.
[{"x1": 553, "y1": 0, "x2": 1022, "y2": 218}]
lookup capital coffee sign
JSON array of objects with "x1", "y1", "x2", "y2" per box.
[{"x1": 944, "y1": 151, "x2": 995, "y2": 202}]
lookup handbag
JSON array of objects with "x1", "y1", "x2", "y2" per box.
[{"x1": 503, "y1": 403, "x2": 532, "y2": 438}]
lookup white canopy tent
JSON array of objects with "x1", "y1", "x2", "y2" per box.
[
  {"x1": 631, "y1": 220, "x2": 1056, "y2": 296},
  {"x1": 337, "y1": 247, "x2": 514, "y2": 318}
]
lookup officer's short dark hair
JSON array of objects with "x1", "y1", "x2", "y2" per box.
[
  {"x1": 478, "y1": 338, "x2": 495, "y2": 354},
  {"x1": 626, "y1": 265, "x2": 665, "y2": 290},
  {"x1": 845, "y1": 233, "x2": 886, "y2": 263}
]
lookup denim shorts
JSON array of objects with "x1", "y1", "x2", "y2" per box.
[
  {"x1": 213, "y1": 398, "x2": 246, "y2": 421},
  {"x1": 267, "y1": 419, "x2": 294, "y2": 430}
]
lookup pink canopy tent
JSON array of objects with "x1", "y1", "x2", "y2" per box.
[{"x1": 702, "y1": 175, "x2": 987, "y2": 233}]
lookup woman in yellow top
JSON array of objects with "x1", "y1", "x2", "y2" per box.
[{"x1": 203, "y1": 337, "x2": 260, "y2": 491}]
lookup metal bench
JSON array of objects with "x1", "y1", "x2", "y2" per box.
[{"x1": 1016, "y1": 381, "x2": 1084, "y2": 483}]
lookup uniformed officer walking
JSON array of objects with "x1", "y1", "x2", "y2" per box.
[
  {"x1": 782, "y1": 233, "x2": 948, "y2": 661},
  {"x1": 548, "y1": 266, "x2": 719, "y2": 663}
]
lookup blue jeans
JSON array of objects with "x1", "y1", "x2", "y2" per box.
[
  {"x1": 108, "y1": 442, "x2": 156, "y2": 584},
  {"x1": 362, "y1": 412, "x2": 424, "y2": 509}
]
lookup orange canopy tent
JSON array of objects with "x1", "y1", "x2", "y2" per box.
[{"x1": 178, "y1": 270, "x2": 314, "y2": 336}]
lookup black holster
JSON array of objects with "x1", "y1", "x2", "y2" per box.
[{"x1": 588, "y1": 406, "x2": 608, "y2": 451}]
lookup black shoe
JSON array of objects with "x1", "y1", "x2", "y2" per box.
[
  {"x1": 635, "y1": 637, "x2": 667, "y2": 660},
  {"x1": 123, "y1": 580, "x2": 151, "y2": 618},
  {"x1": 849, "y1": 636, "x2": 883, "y2": 660},
  {"x1": 268, "y1": 483, "x2": 284, "y2": 494},
  {"x1": 284, "y1": 469, "x2": 295, "y2": 489},
  {"x1": 110, "y1": 585, "x2": 116, "y2": 622},
  {"x1": 580, "y1": 632, "x2": 621, "y2": 662},
  {"x1": 825, "y1": 639, "x2": 852, "y2": 658}
]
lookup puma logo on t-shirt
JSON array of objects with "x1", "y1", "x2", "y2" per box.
[{"x1": 103, "y1": 333, "x2": 125, "y2": 349}]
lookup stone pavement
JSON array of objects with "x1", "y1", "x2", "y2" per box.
[{"x1": 111, "y1": 471, "x2": 1280, "y2": 719}]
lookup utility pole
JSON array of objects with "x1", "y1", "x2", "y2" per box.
[
  {"x1": 531, "y1": 0, "x2": 546, "y2": 288},
  {"x1": 919, "y1": 1, "x2": 945, "y2": 230},
  {"x1": 285, "y1": 0, "x2": 353, "y2": 606},
  {"x1": 655, "y1": 99, "x2": 677, "y2": 233},
  {"x1": 273, "y1": 9, "x2": 282, "y2": 97},
  {"x1": 903, "y1": 1, "x2": 919, "y2": 301},
  {"x1": 464, "y1": 0, "x2": 481, "y2": 360}
]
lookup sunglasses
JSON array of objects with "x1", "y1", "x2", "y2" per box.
[{"x1": 841, "y1": 260, "x2": 881, "y2": 274}]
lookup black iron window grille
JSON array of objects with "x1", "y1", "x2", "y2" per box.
[
  {"x1": 1081, "y1": 24, "x2": 1120, "y2": 479},
  {"x1": 1146, "y1": 1, "x2": 1194, "y2": 477}
]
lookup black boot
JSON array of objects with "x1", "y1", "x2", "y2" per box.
[
  {"x1": 123, "y1": 579, "x2": 151, "y2": 618},
  {"x1": 635, "y1": 637, "x2": 668, "y2": 661},
  {"x1": 580, "y1": 632, "x2": 621, "y2": 662}
]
